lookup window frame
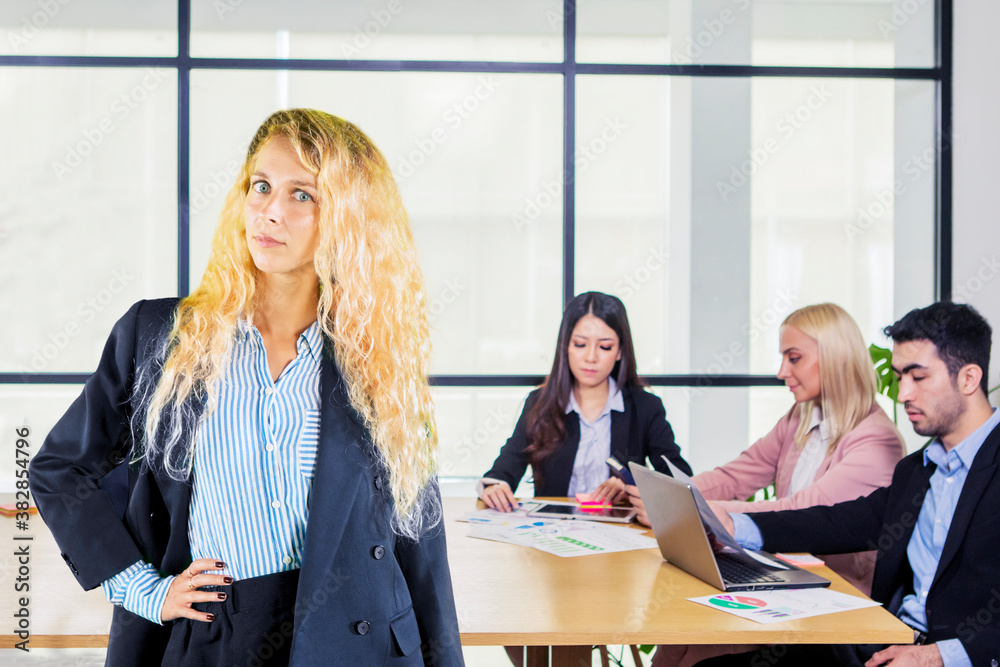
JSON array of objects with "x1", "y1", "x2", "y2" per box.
[{"x1": 0, "y1": 0, "x2": 952, "y2": 395}]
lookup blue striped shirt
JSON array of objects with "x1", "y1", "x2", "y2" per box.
[{"x1": 101, "y1": 319, "x2": 323, "y2": 624}]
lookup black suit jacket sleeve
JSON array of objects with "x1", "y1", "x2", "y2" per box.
[
  {"x1": 749, "y1": 486, "x2": 891, "y2": 556},
  {"x1": 631, "y1": 388, "x2": 692, "y2": 477},
  {"x1": 29, "y1": 300, "x2": 157, "y2": 590},
  {"x1": 394, "y1": 481, "x2": 464, "y2": 666}
]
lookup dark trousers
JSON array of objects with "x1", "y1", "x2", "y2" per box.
[
  {"x1": 695, "y1": 643, "x2": 888, "y2": 667},
  {"x1": 162, "y1": 568, "x2": 300, "y2": 667}
]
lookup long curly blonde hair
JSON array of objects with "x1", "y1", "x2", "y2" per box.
[{"x1": 138, "y1": 109, "x2": 438, "y2": 538}]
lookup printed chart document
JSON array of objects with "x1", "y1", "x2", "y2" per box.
[
  {"x1": 456, "y1": 503, "x2": 543, "y2": 524},
  {"x1": 688, "y1": 589, "x2": 880, "y2": 624},
  {"x1": 461, "y1": 509, "x2": 657, "y2": 557}
]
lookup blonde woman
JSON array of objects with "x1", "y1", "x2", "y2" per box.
[
  {"x1": 31, "y1": 110, "x2": 463, "y2": 666},
  {"x1": 629, "y1": 303, "x2": 905, "y2": 667}
]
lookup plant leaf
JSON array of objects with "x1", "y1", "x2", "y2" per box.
[{"x1": 869, "y1": 343, "x2": 899, "y2": 402}]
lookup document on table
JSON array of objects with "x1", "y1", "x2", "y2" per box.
[
  {"x1": 456, "y1": 504, "x2": 544, "y2": 524},
  {"x1": 688, "y1": 589, "x2": 880, "y2": 624},
  {"x1": 467, "y1": 516, "x2": 658, "y2": 557}
]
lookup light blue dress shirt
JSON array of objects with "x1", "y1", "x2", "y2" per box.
[
  {"x1": 565, "y1": 377, "x2": 624, "y2": 496},
  {"x1": 731, "y1": 408, "x2": 1000, "y2": 667},
  {"x1": 101, "y1": 320, "x2": 323, "y2": 624}
]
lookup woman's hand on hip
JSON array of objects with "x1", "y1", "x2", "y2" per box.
[{"x1": 161, "y1": 558, "x2": 233, "y2": 623}]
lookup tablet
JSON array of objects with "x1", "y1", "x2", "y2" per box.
[{"x1": 527, "y1": 501, "x2": 636, "y2": 523}]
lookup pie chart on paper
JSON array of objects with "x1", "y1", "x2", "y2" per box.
[{"x1": 708, "y1": 595, "x2": 767, "y2": 610}]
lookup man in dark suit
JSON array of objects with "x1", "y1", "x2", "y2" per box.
[{"x1": 707, "y1": 302, "x2": 999, "y2": 667}]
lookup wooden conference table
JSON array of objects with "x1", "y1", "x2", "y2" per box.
[
  {"x1": 447, "y1": 497, "x2": 913, "y2": 667},
  {"x1": 1, "y1": 494, "x2": 912, "y2": 663}
]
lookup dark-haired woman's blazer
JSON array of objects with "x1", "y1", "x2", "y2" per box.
[
  {"x1": 29, "y1": 299, "x2": 464, "y2": 666},
  {"x1": 482, "y1": 386, "x2": 693, "y2": 496}
]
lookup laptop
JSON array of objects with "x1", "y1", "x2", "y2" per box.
[{"x1": 629, "y1": 462, "x2": 830, "y2": 592}]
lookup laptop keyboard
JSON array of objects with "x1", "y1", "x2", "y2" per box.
[{"x1": 716, "y1": 552, "x2": 784, "y2": 584}]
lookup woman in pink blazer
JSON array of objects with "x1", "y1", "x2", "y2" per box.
[{"x1": 632, "y1": 303, "x2": 905, "y2": 667}]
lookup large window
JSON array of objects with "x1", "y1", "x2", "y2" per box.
[{"x1": 1, "y1": 0, "x2": 949, "y2": 494}]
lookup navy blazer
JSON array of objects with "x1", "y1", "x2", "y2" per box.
[
  {"x1": 751, "y1": 421, "x2": 1000, "y2": 665},
  {"x1": 483, "y1": 385, "x2": 692, "y2": 496},
  {"x1": 29, "y1": 299, "x2": 464, "y2": 666}
]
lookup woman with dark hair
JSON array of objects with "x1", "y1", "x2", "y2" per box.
[{"x1": 479, "y1": 291, "x2": 692, "y2": 511}]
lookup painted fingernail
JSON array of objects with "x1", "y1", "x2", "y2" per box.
[
  {"x1": 206, "y1": 613, "x2": 215, "y2": 621},
  {"x1": 217, "y1": 593, "x2": 227, "y2": 600},
  {"x1": 223, "y1": 576, "x2": 234, "y2": 584},
  {"x1": 215, "y1": 561, "x2": 225, "y2": 569}
]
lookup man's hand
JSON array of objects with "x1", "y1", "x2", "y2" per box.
[
  {"x1": 161, "y1": 558, "x2": 232, "y2": 623},
  {"x1": 624, "y1": 484, "x2": 650, "y2": 527},
  {"x1": 866, "y1": 644, "x2": 944, "y2": 667}
]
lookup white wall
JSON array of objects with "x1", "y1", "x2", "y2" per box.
[{"x1": 953, "y1": 0, "x2": 1000, "y2": 393}]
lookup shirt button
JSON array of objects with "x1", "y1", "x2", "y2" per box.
[
  {"x1": 264, "y1": 387, "x2": 275, "y2": 396},
  {"x1": 271, "y1": 500, "x2": 282, "y2": 509},
  {"x1": 282, "y1": 556, "x2": 293, "y2": 565},
  {"x1": 266, "y1": 443, "x2": 275, "y2": 452},
  {"x1": 946, "y1": 478, "x2": 954, "y2": 484},
  {"x1": 372, "y1": 545, "x2": 385, "y2": 560},
  {"x1": 374, "y1": 476, "x2": 383, "y2": 490},
  {"x1": 354, "y1": 620, "x2": 371, "y2": 635}
]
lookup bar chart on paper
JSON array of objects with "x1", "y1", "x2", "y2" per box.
[{"x1": 461, "y1": 511, "x2": 658, "y2": 557}]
